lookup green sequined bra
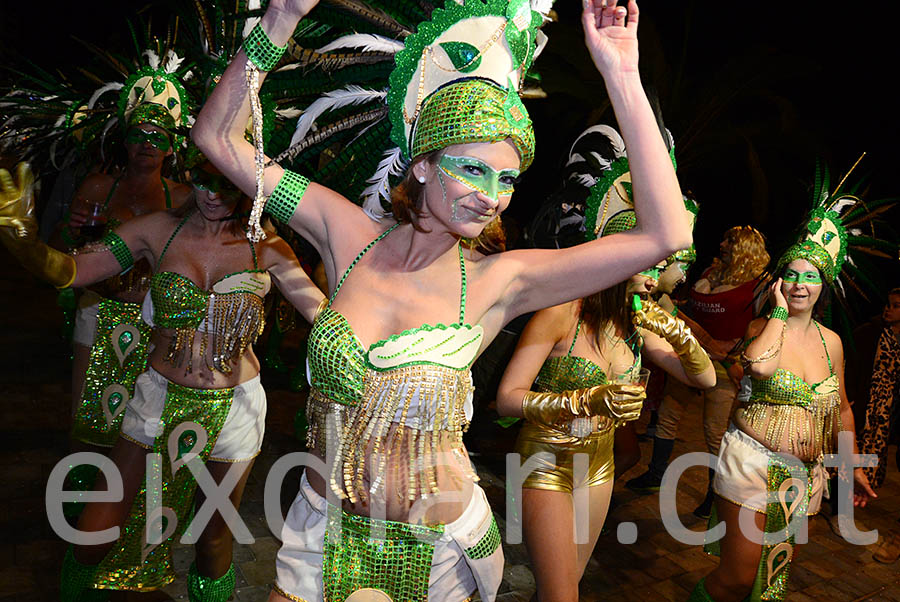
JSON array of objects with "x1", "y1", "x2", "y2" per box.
[
  {"x1": 147, "y1": 213, "x2": 271, "y2": 373},
  {"x1": 306, "y1": 225, "x2": 485, "y2": 505},
  {"x1": 742, "y1": 321, "x2": 842, "y2": 460}
]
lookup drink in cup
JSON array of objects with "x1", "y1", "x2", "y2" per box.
[{"x1": 79, "y1": 200, "x2": 107, "y2": 241}]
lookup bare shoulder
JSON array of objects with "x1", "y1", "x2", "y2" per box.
[
  {"x1": 528, "y1": 299, "x2": 580, "y2": 333},
  {"x1": 817, "y1": 322, "x2": 844, "y2": 355},
  {"x1": 746, "y1": 316, "x2": 767, "y2": 339},
  {"x1": 75, "y1": 172, "x2": 115, "y2": 203},
  {"x1": 163, "y1": 179, "x2": 193, "y2": 207},
  {"x1": 255, "y1": 232, "x2": 299, "y2": 267}
]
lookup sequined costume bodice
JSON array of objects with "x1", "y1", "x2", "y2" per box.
[
  {"x1": 740, "y1": 321, "x2": 842, "y2": 460},
  {"x1": 144, "y1": 212, "x2": 270, "y2": 373},
  {"x1": 305, "y1": 225, "x2": 484, "y2": 505},
  {"x1": 528, "y1": 315, "x2": 639, "y2": 439}
]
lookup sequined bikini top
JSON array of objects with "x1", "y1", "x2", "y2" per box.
[
  {"x1": 305, "y1": 224, "x2": 484, "y2": 505},
  {"x1": 146, "y1": 212, "x2": 270, "y2": 373},
  {"x1": 748, "y1": 321, "x2": 839, "y2": 408},
  {"x1": 307, "y1": 224, "x2": 483, "y2": 406}
]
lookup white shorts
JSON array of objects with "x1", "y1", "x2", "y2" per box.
[
  {"x1": 73, "y1": 290, "x2": 103, "y2": 347},
  {"x1": 120, "y1": 367, "x2": 266, "y2": 462},
  {"x1": 274, "y1": 473, "x2": 503, "y2": 601},
  {"x1": 713, "y1": 424, "x2": 825, "y2": 515}
]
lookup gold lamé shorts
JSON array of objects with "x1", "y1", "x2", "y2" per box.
[{"x1": 514, "y1": 421, "x2": 615, "y2": 493}]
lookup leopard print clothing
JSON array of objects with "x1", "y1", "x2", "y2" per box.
[{"x1": 861, "y1": 328, "x2": 900, "y2": 488}]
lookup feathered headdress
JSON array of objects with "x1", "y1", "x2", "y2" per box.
[
  {"x1": 244, "y1": 0, "x2": 554, "y2": 241},
  {"x1": 775, "y1": 154, "x2": 898, "y2": 297},
  {"x1": 0, "y1": 18, "x2": 195, "y2": 173}
]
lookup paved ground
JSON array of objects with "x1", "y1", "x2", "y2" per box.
[{"x1": 2, "y1": 252, "x2": 899, "y2": 601}]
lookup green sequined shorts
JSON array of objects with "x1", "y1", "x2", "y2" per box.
[{"x1": 274, "y1": 472, "x2": 503, "y2": 601}]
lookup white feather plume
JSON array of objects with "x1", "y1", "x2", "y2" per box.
[
  {"x1": 829, "y1": 196, "x2": 857, "y2": 214},
  {"x1": 87, "y1": 82, "x2": 124, "y2": 109},
  {"x1": 164, "y1": 51, "x2": 184, "y2": 74},
  {"x1": 290, "y1": 85, "x2": 387, "y2": 147},
  {"x1": 143, "y1": 49, "x2": 161, "y2": 70},
  {"x1": 316, "y1": 34, "x2": 404, "y2": 54},
  {"x1": 275, "y1": 108, "x2": 303, "y2": 119},
  {"x1": 571, "y1": 173, "x2": 597, "y2": 188},
  {"x1": 362, "y1": 146, "x2": 405, "y2": 220},
  {"x1": 243, "y1": 0, "x2": 262, "y2": 39},
  {"x1": 530, "y1": 0, "x2": 554, "y2": 15}
]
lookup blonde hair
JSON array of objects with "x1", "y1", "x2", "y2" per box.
[{"x1": 707, "y1": 225, "x2": 769, "y2": 286}]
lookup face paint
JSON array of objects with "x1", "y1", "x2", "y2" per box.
[
  {"x1": 125, "y1": 127, "x2": 171, "y2": 151},
  {"x1": 437, "y1": 154, "x2": 519, "y2": 202},
  {"x1": 783, "y1": 268, "x2": 822, "y2": 285},
  {"x1": 190, "y1": 167, "x2": 242, "y2": 203}
]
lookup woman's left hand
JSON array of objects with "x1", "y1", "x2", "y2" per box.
[
  {"x1": 853, "y1": 467, "x2": 877, "y2": 507},
  {"x1": 581, "y1": 0, "x2": 640, "y2": 79}
]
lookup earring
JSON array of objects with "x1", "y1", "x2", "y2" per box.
[{"x1": 417, "y1": 176, "x2": 426, "y2": 183}]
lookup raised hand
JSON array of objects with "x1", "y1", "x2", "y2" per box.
[
  {"x1": 581, "y1": 0, "x2": 640, "y2": 79},
  {"x1": 770, "y1": 277, "x2": 788, "y2": 310}
]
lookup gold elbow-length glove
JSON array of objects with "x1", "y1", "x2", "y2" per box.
[
  {"x1": 632, "y1": 296, "x2": 712, "y2": 375},
  {"x1": 521, "y1": 383, "x2": 645, "y2": 428},
  {"x1": 0, "y1": 162, "x2": 76, "y2": 288}
]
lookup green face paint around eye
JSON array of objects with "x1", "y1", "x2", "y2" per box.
[
  {"x1": 639, "y1": 268, "x2": 661, "y2": 280},
  {"x1": 437, "y1": 154, "x2": 520, "y2": 202},
  {"x1": 125, "y1": 127, "x2": 171, "y2": 152},
  {"x1": 191, "y1": 168, "x2": 242, "y2": 202},
  {"x1": 783, "y1": 269, "x2": 822, "y2": 285}
]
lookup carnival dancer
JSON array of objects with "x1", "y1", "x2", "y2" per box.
[
  {"x1": 628, "y1": 225, "x2": 769, "y2": 518},
  {"x1": 496, "y1": 125, "x2": 715, "y2": 600},
  {"x1": 191, "y1": 0, "x2": 690, "y2": 599},
  {"x1": 0, "y1": 159, "x2": 326, "y2": 600},
  {"x1": 688, "y1": 159, "x2": 890, "y2": 602}
]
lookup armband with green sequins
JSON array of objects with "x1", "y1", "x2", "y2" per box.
[
  {"x1": 265, "y1": 170, "x2": 309, "y2": 224},
  {"x1": 100, "y1": 232, "x2": 134, "y2": 271},
  {"x1": 769, "y1": 306, "x2": 788, "y2": 322},
  {"x1": 243, "y1": 22, "x2": 286, "y2": 72}
]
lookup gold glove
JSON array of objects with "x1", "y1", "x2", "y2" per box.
[
  {"x1": 633, "y1": 296, "x2": 712, "y2": 375},
  {"x1": 521, "y1": 383, "x2": 645, "y2": 427},
  {"x1": 0, "y1": 162, "x2": 76, "y2": 288}
]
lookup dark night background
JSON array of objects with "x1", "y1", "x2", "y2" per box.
[{"x1": 2, "y1": 1, "x2": 898, "y2": 311}]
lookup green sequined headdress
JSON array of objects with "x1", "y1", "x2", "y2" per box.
[
  {"x1": 582, "y1": 125, "x2": 679, "y2": 242},
  {"x1": 0, "y1": 21, "x2": 195, "y2": 173},
  {"x1": 775, "y1": 155, "x2": 898, "y2": 292},
  {"x1": 262, "y1": 0, "x2": 552, "y2": 220}
]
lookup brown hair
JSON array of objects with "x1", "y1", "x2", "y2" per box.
[
  {"x1": 580, "y1": 281, "x2": 637, "y2": 355},
  {"x1": 707, "y1": 225, "x2": 769, "y2": 286},
  {"x1": 390, "y1": 149, "x2": 444, "y2": 231}
]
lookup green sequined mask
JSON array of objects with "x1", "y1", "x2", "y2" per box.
[
  {"x1": 782, "y1": 269, "x2": 822, "y2": 285},
  {"x1": 438, "y1": 154, "x2": 519, "y2": 200}
]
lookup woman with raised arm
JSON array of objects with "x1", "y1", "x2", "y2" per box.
[
  {"x1": 0, "y1": 160, "x2": 325, "y2": 601},
  {"x1": 496, "y1": 127, "x2": 715, "y2": 600},
  {"x1": 689, "y1": 162, "x2": 887, "y2": 602},
  {"x1": 192, "y1": 0, "x2": 689, "y2": 599}
]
